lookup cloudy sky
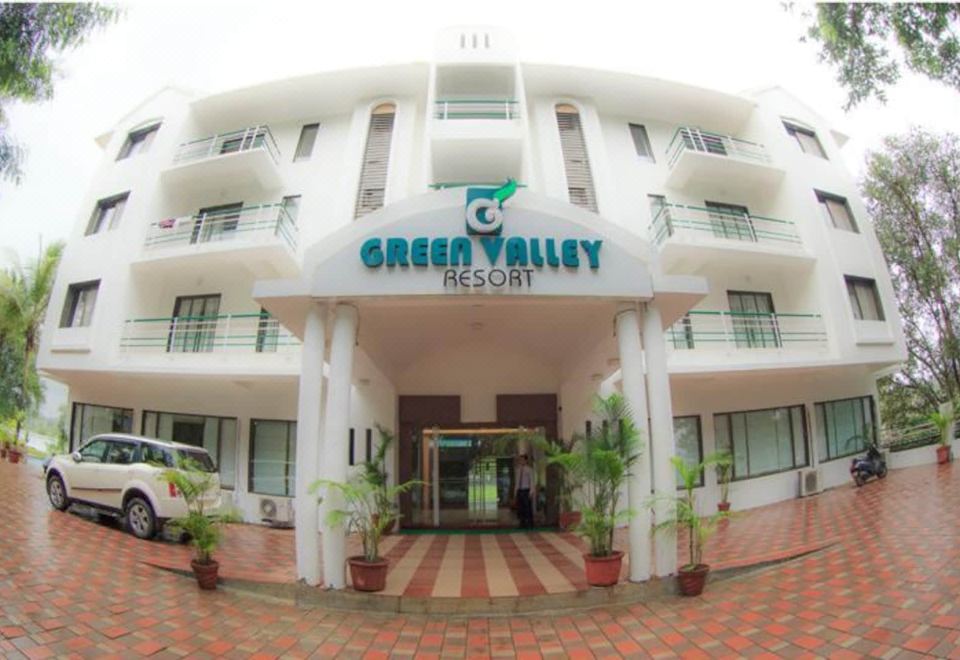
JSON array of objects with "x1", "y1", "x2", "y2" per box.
[{"x1": 1, "y1": 0, "x2": 957, "y2": 418}]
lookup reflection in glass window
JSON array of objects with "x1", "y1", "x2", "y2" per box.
[
  {"x1": 70, "y1": 403, "x2": 133, "y2": 451},
  {"x1": 673, "y1": 416, "x2": 703, "y2": 487},
  {"x1": 815, "y1": 396, "x2": 875, "y2": 461},
  {"x1": 714, "y1": 405, "x2": 808, "y2": 479},
  {"x1": 250, "y1": 419, "x2": 297, "y2": 496}
]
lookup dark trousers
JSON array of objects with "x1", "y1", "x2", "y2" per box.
[{"x1": 516, "y1": 488, "x2": 533, "y2": 528}]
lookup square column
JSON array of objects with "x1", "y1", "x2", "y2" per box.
[
  {"x1": 294, "y1": 303, "x2": 326, "y2": 585},
  {"x1": 643, "y1": 303, "x2": 678, "y2": 577},
  {"x1": 320, "y1": 303, "x2": 359, "y2": 589},
  {"x1": 615, "y1": 304, "x2": 652, "y2": 582}
]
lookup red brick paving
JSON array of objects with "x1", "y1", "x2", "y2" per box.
[{"x1": 2, "y1": 460, "x2": 960, "y2": 657}]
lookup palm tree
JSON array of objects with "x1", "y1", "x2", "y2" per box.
[{"x1": 0, "y1": 242, "x2": 64, "y2": 439}]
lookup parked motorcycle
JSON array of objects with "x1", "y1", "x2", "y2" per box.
[{"x1": 850, "y1": 444, "x2": 887, "y2": 486}]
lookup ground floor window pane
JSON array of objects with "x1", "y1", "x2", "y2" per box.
[
  {"x1": 70, "y1": 402, "x2": 133, "y2": 450},
  {"x1": 673, "y1": 416, "x2": 703, "y2": 487},
  {"x1": 142, "y1": 410, "x2": 238, "y2": 487},
  {"x1": 714, "y1": 405, "x2": 808, "y2": 479},
  {"x1": 250, "y1": 419, "x2": 296, "y2": 496},
  {"x1": 814, "y1": 396, "x2": 874, "y2": 461}
]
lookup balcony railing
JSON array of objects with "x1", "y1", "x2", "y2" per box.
[
  {"x1": 143, "y1": 203, "x2": 297, "y2": 252},
  {"x1": 650, "y1": 203, "x2": 801, "y2": 247},
  {"x1": 667, "y1": 310, "x2": 826, "y2": 350},
  {"x1": 666, "y1": 127, "x2": 771, "y2": 169},
  {"x1": 172, "y1": 125, "x2": 280, "y2": 165},
  {"x1": 429, "y1": 181, "x2": 527, "y2": 190},
  {"x1": 120, "y1": 314, "x2": 299, "y2": 353},
  {"x1": 434, "y1": 99, "x2": 519, "y2": 120}
]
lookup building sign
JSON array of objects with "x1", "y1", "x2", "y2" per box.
[{"x1": 359, "y1": 180, "x2": 603, "y2": 289}]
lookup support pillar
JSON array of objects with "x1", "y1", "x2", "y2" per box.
[
  {"x1": 643, "y1": 303, "x2": 678, "y2": 577},
  {"x1": 320, "y1": 304, "x2": 358, "y2": 589},
  {"x1": 294, "y1": 303, "x2": 326, "y2": 586},
  {"x1": 615, "y1": 304, "x2": 651, "y2": 582}
]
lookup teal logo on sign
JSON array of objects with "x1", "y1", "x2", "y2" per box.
[{"x1": 465, "y1": 179, "x2": 517, "y2": 235}]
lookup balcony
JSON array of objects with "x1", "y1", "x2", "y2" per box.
[
  {"x1": 430, "y1": 99, "x2": 523, "y2": 185},
  {"x1": 134, "y1": 203, "x2": 299, "y2": 278},
  {"x1": 666, "y1": 310, "x2": 828, "y2": 372},
  {"x1": 650, "y1": 203, "x2": 812, "y2": 272},
  {"x1": 664, "y1": 127, "x2": 784, "y2": 193},
  {"x1": 160, "y1": 126, "x2": 282, "y2": 192},
  {"x1": 117, "y1": 313, "x2": 299, "y2": 376}
]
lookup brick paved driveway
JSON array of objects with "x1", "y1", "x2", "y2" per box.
[{"x1": 1, "y1": 460, "x2": 959, "y2": 658}]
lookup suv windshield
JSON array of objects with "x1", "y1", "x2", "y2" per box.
[{"x1": 176, "y1": 448, "x2": 216, "y2": 473}]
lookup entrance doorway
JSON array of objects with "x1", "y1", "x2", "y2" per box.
[{"x1": 406, "y1": 426, "x2": 544, "y2": 529}]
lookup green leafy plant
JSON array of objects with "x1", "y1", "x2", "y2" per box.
[
  {"x1": 311, "y1": 429, "x2": 422, "y2": 563},
  {"x1": 652, "y1": 454, "x2": 728, "y2": 571},
  {"x1": 548, "y1": 394, "x2": 642, "y2": 557},
  {"x1": 929, "y1": 404, "x2": 956, "y2": 447},
  {"x1": 541, "y1": 434, "x2": 584, "y2": 515},
  {"x1": 159, "y1": 459, "x2": 236, "y2": 565},
  {"x1": 713, "y1": 452, "x2": 733, "y2": 505}
]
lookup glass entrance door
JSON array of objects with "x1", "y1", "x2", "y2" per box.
[{"x1": 407, "y1": 427, "x2": 543, "y2": 529}]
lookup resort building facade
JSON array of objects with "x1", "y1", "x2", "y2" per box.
[{"x1": 38, "y1": 27, "x2": 907, "y2": 587}]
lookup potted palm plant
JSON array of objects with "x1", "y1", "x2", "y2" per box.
[
  {"x1": 159, "y1": 460, "x2": 235, "y2": 590},
  {"x1": 930, "y1": 404, "x2": 955, "y2": 464},
  {"x1": 311, "y1": 442, "x2": 421, "y2": 592},
  {"x1": 542, "y1": 434, "x2": 583, "y2": 531},
  {"x1": 652, "y1": 454, "x2": 729, "y2": 596},
  {"x1": 549, "y1": 394, "x2": 642, "y2": 587},
  {"x1": 714, "y1": 452, "x2": 733, "y2": 512},
  {"x1": 363, "y1": 425, "x2": 395, "y2": 534}
]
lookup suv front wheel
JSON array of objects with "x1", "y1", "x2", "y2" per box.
[
  {"x1": 47, "y1": 474, "x2": 70, "y2": 511},
  {"x1": 125, "y1": 496, "x2": 157, "y2": 540}
]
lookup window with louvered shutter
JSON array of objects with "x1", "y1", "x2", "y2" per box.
[
  {"x1": 555, "y1": 105, "x2": 597, "y2": 213},
  {"x1": 354, "y1": 104, "x2": 396, "y2": 219}
]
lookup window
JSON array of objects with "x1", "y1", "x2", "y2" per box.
[
  {"x1": 281, "y1": 195, "x2": 301, "y2": 223},
  {"x1": 349, "y1": 428, "x2": 356, "y2": 466},
  {"x1": 556, "y1": 104, "x2": 597, "y2": 212},
  {"x1": 255, "y1": 307, "x2": 279, "y2": 353},
  {"x1": 715, "y1": 405, "x2": 808, "y2": 480},
  {"x1": 354, "y1": 104, "x2": 396, "y2": 219},
  {"x1": 815, "y1": 396, "x2": 876, "y2": 461},
  {"x1": 845, "y1": 276, "x2": 885, "y2": 321},
  {"x1": 117, "y1": 123, "x2": 160, "y2": 160},
  {"x1": 816, "y1": 191, "x2": 858, "y2": 233},
  {"x1": 294, "y1": 123, "x2": 319, "y2": 161},
  {"x1": 670, "y1": 314, "x2": 695, "y2": 349},
  {"x1": 727, "y1": 291, "x2": 780, "y2": 348},
  {"x1": 167, "y1": 294, "x2": 221, "y2": 353},
  {"x1": 193, "y1": 203, "x2": 243, "y2": 244},
  {"x1": 674, "y1": 416, "x2": 703, "y2": 488},
  {"x1": 365, "y1": 428, "x2": 373, "y2": 463},
  {"x1": 104, "y1": 440, "x2": 137, "y2": 465},
  {"x1": 142, "y1": 443, "x2": 175, "y2": 467},
  {"x1": 705, "y1": 201, "x2": 754, "y2": 242},
  {"x1": 249, "y1": 419, "x2": 296, "y2": 496},
  {"x1": 60, "y1": 280, "x2": 100, "y2": 328},
  {"x1": 142, "y1": 411, "x2": 238, "y2": 488},
  {"x1": 70, "y1": 403, "x2": 133, "y2": 451},
  {"x1": 784, "y1": 121, "x2": 827, "y2": 158},
  {"x1": 78, "y1": 439, "x2": 109, "y2": 463},
  {"x1": 86, "y1": 193, "x2": 129, "y2": 235},
  {"x1": 629, "y1": 124, "x2": 655, "y2": 162}
]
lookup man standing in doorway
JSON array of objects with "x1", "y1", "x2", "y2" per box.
[{"x1": 515, "y1": 454, "x2": 535, "y2": 529}]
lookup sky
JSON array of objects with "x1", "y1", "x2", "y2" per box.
[{"x1": 0, "y1": 0, "x2": 958, "y2": 416}]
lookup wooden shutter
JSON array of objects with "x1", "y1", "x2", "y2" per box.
[
  {"x1": 556, "y1": 105, "x2": 598, "y2": 213},
  {"x1": 354, "y1": 104, "x2": 396, "y2": 219}
]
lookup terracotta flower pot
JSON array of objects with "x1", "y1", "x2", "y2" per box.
[
  {"x1": 677, "y1": 564, "x2": 710, "y2": 596},
  {"x1": 937, "y1": 445, "x2": 951, "y2": 464},
  {"x1": 191, "y1": 559, "x2": 220, "y2": 590},
  {"x1": 348, "y1": 556, "x2": 389, "y2": 592},
  {"x1": 583, "y1": 550, "x2": 623, "y2": 587},
  {"x1": 558, "y1": 511, "x2": 581, "y2": 531},
  {"x1": 717, "y1": 501, "x2": 731, "y2": 512},
  {"x1": 8, "y1": 449, "x2": 23, "y2": 464}
]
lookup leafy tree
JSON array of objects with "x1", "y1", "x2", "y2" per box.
[
  {"x1": 799, "y1": 3, "x2": 960, "y2": 110},
  {"x1": 0, "y1": 3, "x2": 119, "y2": 182},
  {"x1": 862, "y1": 128, "x2": 960, "y2": 426},
  {"x1": 0, "y1": 242, "x2": 63, "y2": 439}
]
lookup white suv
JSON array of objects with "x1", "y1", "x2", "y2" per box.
[{"x1": 45, "y1": 434, "x2": 222, "y2": 540}]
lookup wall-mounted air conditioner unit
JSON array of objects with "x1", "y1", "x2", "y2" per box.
[
  {"x1": 259, "y1": 497, "x2": 294, "y2": 528},
  {"x1": 799, "y1": 468, "x2": 821, "y2": 497}
]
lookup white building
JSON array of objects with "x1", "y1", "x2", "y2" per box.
[{"x1": 38, "y1": 27, "x2": 907, "y2": 588}]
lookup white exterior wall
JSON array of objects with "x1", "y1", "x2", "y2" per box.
[{"x1": 38, "y1": 34, "x2": 912, "y2": 526}]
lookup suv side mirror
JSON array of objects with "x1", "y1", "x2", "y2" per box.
[{"x1": 71, "y1": 451, "x2": 82, "y2": 463}]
